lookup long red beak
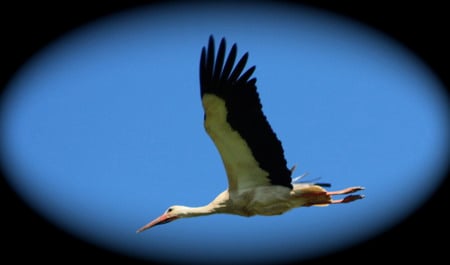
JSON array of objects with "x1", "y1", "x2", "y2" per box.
[{"x1": 136, "y1": 213, "x2": 177, "y2": 233}]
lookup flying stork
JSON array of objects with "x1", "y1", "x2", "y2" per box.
[{"x1": 137, "y1": 36, "x2": 364, "y2": 233}]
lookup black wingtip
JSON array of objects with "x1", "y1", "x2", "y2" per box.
[
  {"x1": 238, "y1": 65, "x2": 256, "y2": 83},
  {"x1": 200, "y1": 35, "x2": 257, "y2": 98}
]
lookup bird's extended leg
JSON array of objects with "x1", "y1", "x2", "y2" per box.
[
  {"x1": 293, "y1": 186, "x2": 364, "y2": 206},
  {"x1": 326, "y1": 186, "x2": 365, "y2": 196},
  {"x1": 327, "y1": 186, "x2": 365, "y2": 204},
  {"x1": 330, "y1": 194, "x2": 365, "y2": 204}
]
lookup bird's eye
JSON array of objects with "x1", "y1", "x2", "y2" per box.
[{"x1": 167, "y1": 208, "x2": 173, "y2": 213}]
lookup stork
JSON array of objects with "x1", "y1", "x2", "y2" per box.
[{"x1": 137, "y1": 36, "x2": 364, "y2": 233}]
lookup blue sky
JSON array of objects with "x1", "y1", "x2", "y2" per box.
[{"x1": 1, "y1": 2, "x2": 448, "y2": 265}]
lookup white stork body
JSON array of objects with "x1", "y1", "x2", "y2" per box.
[
  {"x1": 209, "y1": 185, "x2": 329, "y2": 217},
  {"x1": 137, "y1": 36, "x2": 364, "y2": 233}
]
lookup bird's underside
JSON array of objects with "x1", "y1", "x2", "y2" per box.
[{"x1": 215, "y1": 184, "x2": 364, "y2": 217}]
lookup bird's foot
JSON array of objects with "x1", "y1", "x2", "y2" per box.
[
  {"x1": 293, "y1": 185, "x2": 364, "y2": 206},
  {"x1": 327, "y1": 186, "x2": 365, "y2": 204},
  {"x1": 326, "y1": 186, "x2": 365, "y2": 196},
  {"x1": 331, "y1": 194, "x2": 365, "y2": 204}
]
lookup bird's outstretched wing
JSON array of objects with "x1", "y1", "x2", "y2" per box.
[{"x1": 199, "y1": 36, "x2": 292, "y2": 191}]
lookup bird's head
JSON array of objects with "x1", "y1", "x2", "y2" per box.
[{"x1": 136, "y1": 205, "x2": 189, "y2": 233}]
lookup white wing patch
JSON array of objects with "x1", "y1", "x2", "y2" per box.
[{"x1": 202, "y1": 94, "x2": 271, "y2": 191}]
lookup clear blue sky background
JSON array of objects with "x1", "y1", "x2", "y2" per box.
[{"x1": 1, "y1": 2, "x2": 448, "y2": 264}]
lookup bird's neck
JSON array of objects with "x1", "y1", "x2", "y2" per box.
[
  {"x1": 183, "y1": 191, "x2": 229, "y2": 217},
  {"x1": 183, "y1": 205, "x2": 217, "y2": 217}
]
